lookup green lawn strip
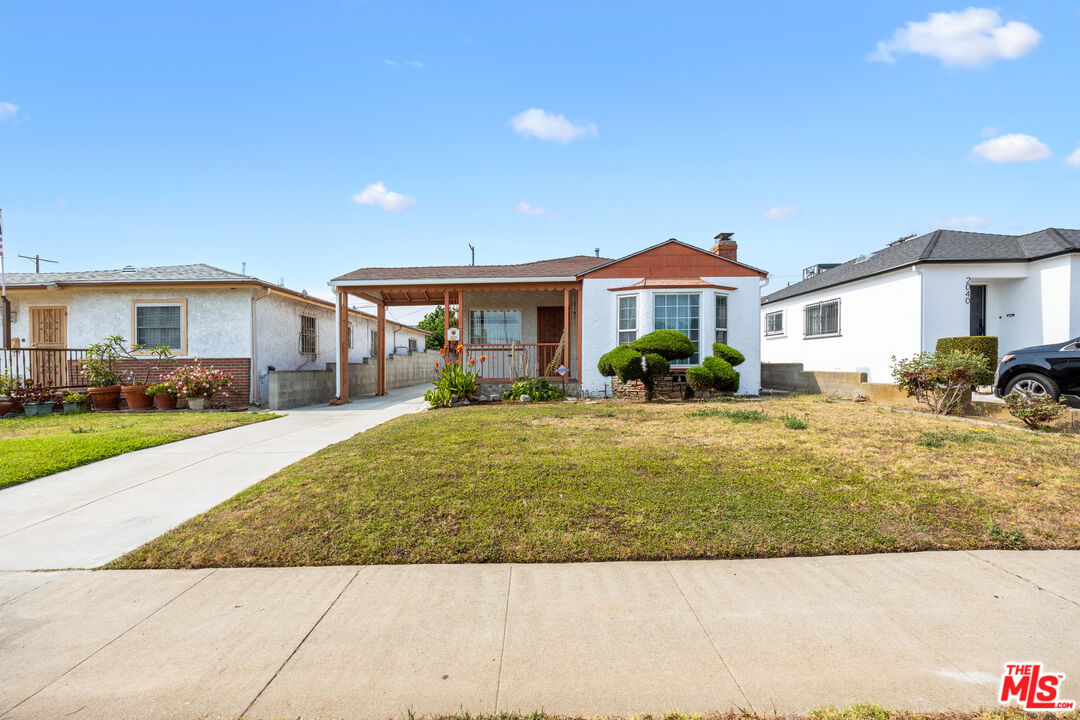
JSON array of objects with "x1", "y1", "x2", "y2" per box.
[
  {"x1": 417, "y1": 709, "x2": 1076, "y2": 720},
  {"x1": 0, "y1": 411, "x2": 280, "y2": 489},
  {"x1": 110, "y1": 395, "x2": 1080, "y2": 569}
]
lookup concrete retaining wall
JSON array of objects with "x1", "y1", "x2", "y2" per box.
[
  {"x1": 762, "y1": 362, "x2": 915, "y2": 405},
  {"x1": 268, "y1": 350, "x2": 435, "y2": 409}
]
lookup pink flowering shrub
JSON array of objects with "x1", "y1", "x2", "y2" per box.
[{"x1": 165, "y1": 359, "x2": 233, "y2": 399}]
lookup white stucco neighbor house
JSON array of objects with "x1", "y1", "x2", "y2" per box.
[
  {"x1": 0, "y1": 264, "x2": 428, "y2": 407},
  {"x1": 760, "y1": 228, "x2": 1080, "y2": 382},
  {"x1": 326, "y1": 235, "x2": 769, "y2": 400}
]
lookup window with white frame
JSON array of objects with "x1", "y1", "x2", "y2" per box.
[
  {"x1": 469, "y1": 310, "x2": 522, "y2": 344},
  {"x1": 347, "y1": 322, "x2": 354, "y2": 349},
  {"x1": 764, "y1": 310, "x2": 784, "y2": 336},
  {"x1": 408, "y1": 337, "x2": 418, "y2": 353},
  {"x1": 714, "y1": 294, "x2": 728, "y2": 345},
  {"x1": 803, "y1": 299, "x2": 840, "y2": 337},
  {"x1": 299, "y1": 315, "x2": 317, "y2": 355},
  {"x1": 654, "y1": 293, "x2": 700, "y2": 364},
  {"x1": 617, "y1": 295, "x2": 637, "y2": 345},
  {"x1": 134, "y1": 302, "x2": 184, "y2": 351}
]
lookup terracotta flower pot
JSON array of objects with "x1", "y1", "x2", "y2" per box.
[
  {"x1": 121, "y1": 384, "x2": 154, "y2": 410},
  {"x1": 153, "y1": 393, "x2": 176, "y2": 411},
  {"x1": 88, "y1": 385, "x2": 122, "y2": 412}
]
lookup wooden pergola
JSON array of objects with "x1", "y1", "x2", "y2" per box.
[{"x1": 331, "y1": 280, "x2": 582, "y2": 404}]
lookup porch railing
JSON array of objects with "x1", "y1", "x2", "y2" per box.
[
  {"x1": 0, "y1": 348, "x2": 91, "y2": 389},
  {"x1": 462, "y1": 343, "x2": 569, "y2": 381}
]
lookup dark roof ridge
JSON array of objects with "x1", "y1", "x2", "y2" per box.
[
  {"x1": 918, "y1": 230, "x2": 943, "y2": 261},
  {"x1": 1045, "y1": 228, "x2": 1073, "y2": 250}
]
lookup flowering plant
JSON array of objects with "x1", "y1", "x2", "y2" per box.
[
  {"x1": 9, "y1": 378, "x2": 57, "y2": 405},
  {"x1": 146, "y1": 380, "x2": 180, "y2": 399},
  {"x1": 164, "y1": 360, "x2": 233, "y2": 399},
  {"x1": 425, "y1": 345, "x2": 484, "y2": 408}
]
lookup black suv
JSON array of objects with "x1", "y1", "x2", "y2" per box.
[{"x1": 994, "y1": 337, "x2": 1080, "y2": 406}]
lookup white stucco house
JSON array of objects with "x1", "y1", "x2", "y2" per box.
[
  {"x1": 326, "y1": 235, "x2": 769, "y2": 400},
  {"x1": 0, "y1": 264, "x2": 428, "y2": 406},
  {"x1": 760, "y1": 228, "x2": 1080, "y2": 382}
]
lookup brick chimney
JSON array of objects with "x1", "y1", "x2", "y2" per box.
[{"x1": 709, "y1": 232, "x2": 737, "y2": 261}]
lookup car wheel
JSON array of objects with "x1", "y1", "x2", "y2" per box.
[{"x1": 1004, "y1": 372, "x2": 1060, "y2": 400}]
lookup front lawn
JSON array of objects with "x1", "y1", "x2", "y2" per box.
[
  {"x1": 0, "y1": 411, "x2": 280, "y2": 489},
  {"x1": 111, "y1": 396, "x2": 1080, "y2": 569}
]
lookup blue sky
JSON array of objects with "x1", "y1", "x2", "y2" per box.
[{"x1": 2, "y1": 2, "x2": 1078, "y2": 323}]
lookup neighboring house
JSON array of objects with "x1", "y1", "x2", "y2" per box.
[
  {"x1": 328, "y1": 235, "x2": 769, "y2": 399},
  {"x1": 0, "y1": 264, "x2": 428, "y2": 406},
  {"x1": 760, "y1": 228, "x2": 1080, "y2": 382}
]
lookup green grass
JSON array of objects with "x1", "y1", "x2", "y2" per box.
[
  {"x1": 0, "y1": 411, "x2": 280, "y2": 489},
  {"x1": 111, "y1": 395, "x2": 1080, "y2": 569}
]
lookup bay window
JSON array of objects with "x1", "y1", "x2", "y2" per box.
[
  {"x1": 617, "y1": 295, "x2": 637, "y2": 345},
  {"x1": 654, "y1": 293, "x2": 700, "y2": 364}
]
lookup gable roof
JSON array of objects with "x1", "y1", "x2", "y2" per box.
[
  {"x1": 332, "y1": 255, "x2": 611, "y2": 284},
  {"x1": 762, "y1": 228, "x2": 1080, "y2": 305},
  {"x1": 578, "y1": 238, "x2": 768, "y2": 279},
  {"x1": 1, "y1": 263, "x2": 428, "y2": 334}
]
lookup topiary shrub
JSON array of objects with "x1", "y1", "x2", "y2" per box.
[
  {"x1": 935, "y1": 336, "x2": 998, "y2": 386},
  {"x1": 643, "y1": 353, "x2": 670, "y2": 378},
  {"x1": 629, "y1": 330, "x2": 696, "y2": 361},
  {"x1": 685, "y1": 366, "x2": 714, "y2": 392},
  {"x1": 712, "y1": 343, "x2": 745, "y2": 367},
  {"x1": 597, "y1": 345, "x2": 645, "y2": 382},
  {"x1": 703, "y1": 356, "x2": 738, "y2": 391}
]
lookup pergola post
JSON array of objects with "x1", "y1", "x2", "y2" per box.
[
  {"x1": 563, "y1": 287, "x2": 570, "y2": 374},
  {"x1": 443, "y1": 289, "x2": 450, "y2": 349},
  {"x1": 458, "y1": 287, "x2": 466, "y2": 348},
  {"x1": 575, "y1": 286, "x2": 583, "y2": 382},
  {"x1": 376, "y1": 300, "x2": 387, "y2": 396},
  {"x1": 332, "y1": 288, "x2": 350, "y2": 405}
]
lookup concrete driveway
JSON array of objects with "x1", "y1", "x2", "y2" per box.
[
  {"x1": 0, "y1": 386, "x2": 428, "y2": 571},
  {"x1": 0, "y1": 551, "x2": 1077, "y2": 719}
]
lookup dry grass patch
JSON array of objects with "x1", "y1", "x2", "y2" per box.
[{"x1": 111, "y1": 396, "x2": 1080, "y2": 569}]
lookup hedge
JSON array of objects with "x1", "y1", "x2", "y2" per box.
[
  {"x1": 643, "y1": 353, "x2": 670, "y2": 378},
  {"x1": 703, "y1": 356, "x2": 738, "y2": 391},
  {"x1": 629, "y1": 330, "x2": 696, "y2": 361},
  {"x1": 711, "y1": 343, "x2": 745, "y2": 367},
  {"x1": 935, "y1": 336, "x2": 998, "y2": 386}
]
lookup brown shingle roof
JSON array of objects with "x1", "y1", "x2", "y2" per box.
[{"x1": 332, "y1": 255, "x2": 611, "y2": 283}]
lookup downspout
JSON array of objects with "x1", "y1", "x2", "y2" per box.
[
  {"x1": 912, "y1": 265, "x2": 925, "y2": 353},
  {"x1": 250, "y1": 288, "x2": 271, "y2": 405}
]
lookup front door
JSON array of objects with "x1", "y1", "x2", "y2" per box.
[
  {"x1": 969, "y1": 284, "x2": 986, "y2": 336},
  {"x1": 29, "y1": 306, "x2": 68, "y2": 387},
  {"x1": 536, "y1": 306, "x2": 564, "y2": 376}
]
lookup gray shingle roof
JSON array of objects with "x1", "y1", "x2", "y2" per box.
[
  {"x1": 333, "y1": 255, "x2": 612, "y2": 283},
  {"x1": 762, "y1": 228, "x2": 1080, "y2": 305},
  {"x1": 2, "y1": 263, "x2": 251, "y2": 286}
]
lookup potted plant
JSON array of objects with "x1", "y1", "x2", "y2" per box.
[
  {"x1": 11, "y1": 379, "x2": 57, "y2": 417},
  {"x1": 168, "y1": 360, "x2": 233, "y2": 411},
  {"x1": 119, "y1": 340, "x2": 175, "y2": 410},
  {"x1": 82, "y1": 337, "x2": 125, "y2": 411},
  {"x1": 62, "y1": 391, "x2": 88, "y2": 412},
  {"x1": 0, "y1": 371, "x2": 20, "y2": 416},
  {"x1": 146, "y1": 380, "x2": 178, "y2": 410}
]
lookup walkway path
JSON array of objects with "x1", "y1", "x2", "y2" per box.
[
  {"x1": 0, "y1": 386, "x2": 428, "y2": 571},
  {"x1": 1, "y1": 551, "x2": 1077, "y2": 719}
]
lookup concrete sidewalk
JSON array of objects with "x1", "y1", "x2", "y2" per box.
[
  {"x1": 0, "y1": 386, "x2": 428, "y2": 571},
  {"x1": 1, "y1": 551, "x2": 1078, "y2": 720}
]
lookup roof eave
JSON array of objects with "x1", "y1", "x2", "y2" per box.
[
  {"x1": 329, "y1": 275, "x2": 580, "y2": 287},
  {"x1": 576, "y1": 238, "x2": 769, "y2": 278}
]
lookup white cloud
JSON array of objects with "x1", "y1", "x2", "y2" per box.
[
  {"x1": 971, "y1": 133, "x2": 1051, "y2": 162},
  {"x1": 510, "y1": 108, "x2": 597, "y2": 143},
  {"x1": 1066, "y1": 148, "x2": 1080, "y2": 168},
  {"x1": 763, "y1": 205, "x2": 798, "y2": 220},
  {"x1": 516, "y1": 201, "x2": 544, "y2": 216},
  {"x1": 868, "y1": 8, "x2": 1041, "y2": 68},
  {"x1": 934, "y1": 215, "x2": 989, "y2": 229},
  {"x1": 384, "y1": 59, "x2": 423, "y2": 68},
  {"x1": 0, "y1": 102, "x2": 18, "y2": 121},
  {"x1": 350, "y1": 181, "x2": 415, "y2": 211}
]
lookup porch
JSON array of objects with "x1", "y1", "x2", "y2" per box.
[{"x1": 328, "y1": 280, "x2": 583, "y2": 403}]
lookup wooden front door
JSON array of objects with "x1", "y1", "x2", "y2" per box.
[
  {"x1": 536, "y1": 306, "x2": 564, "y2": 376},
  {"x1": 29, "y1": 306, "x2": 68, "y2": 387}
]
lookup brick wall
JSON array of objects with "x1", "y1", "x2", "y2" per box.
[{"x1": 116, "y1": 357, "x2": 251, "y2": 409}]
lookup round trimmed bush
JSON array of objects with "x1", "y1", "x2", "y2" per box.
[
  {"x1": 597, "y1": 345, "x2": 645, "y2": 382},
  {"x1": 643, "y1": 353, "x2": 670, "y2": 378},
  {"x1": 711, "y1": 343, "x2": 745, "y2": 367},
  {"x1": 629, "y1": 330, "x2": 695, "y2": 361},
  {"x1": 685, "y1": 365, "x2": 715, "y2": 391},
  {"x1": 703, "y1": 356, "x2": 738, "y2": 391}
]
